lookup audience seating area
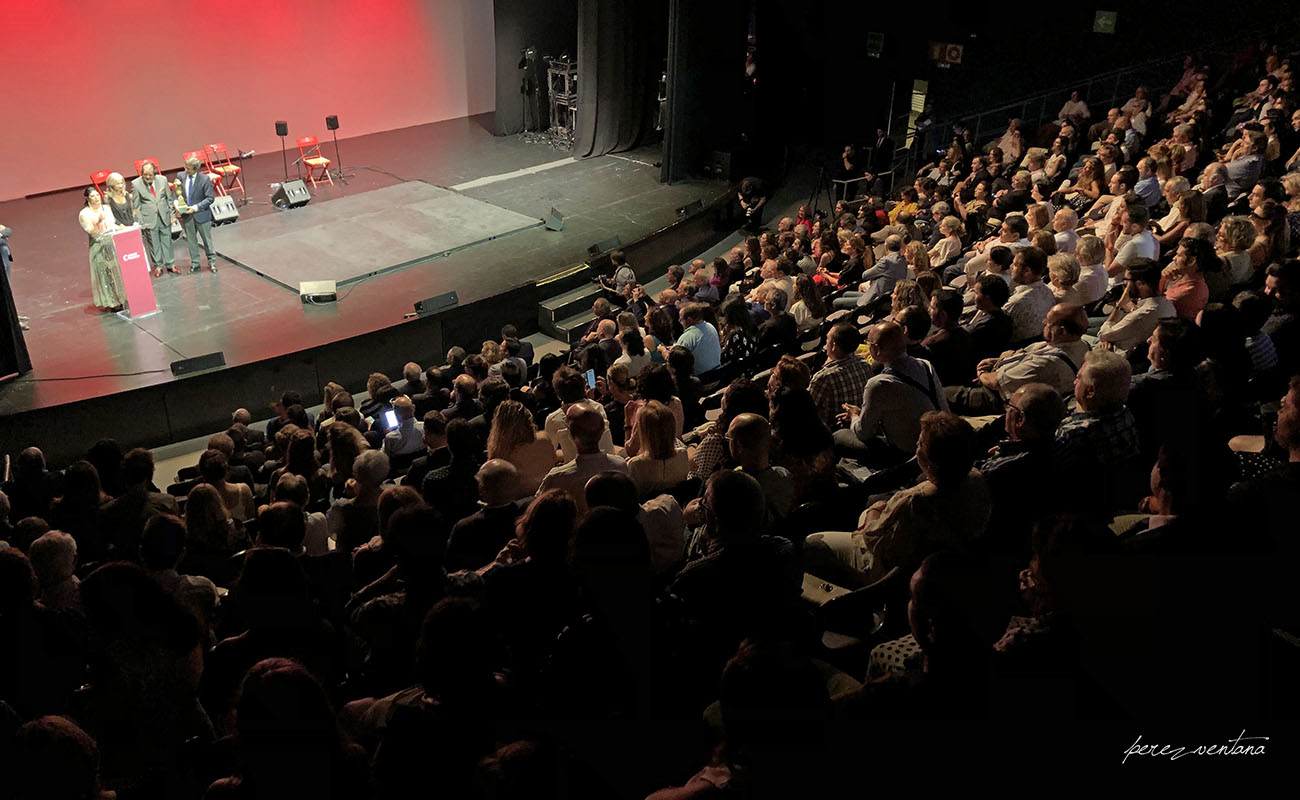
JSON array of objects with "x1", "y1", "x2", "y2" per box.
[{"x1": 5, "y1": 37, "x2": 1300, "y2": 797}]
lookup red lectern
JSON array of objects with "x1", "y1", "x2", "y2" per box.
[{"x1": 112, "y1": 226, "x2": 159, "y2": 319}]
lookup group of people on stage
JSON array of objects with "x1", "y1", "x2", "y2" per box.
[{"x1": 78, "y1": 156, "x2": 219, "y2": 313}]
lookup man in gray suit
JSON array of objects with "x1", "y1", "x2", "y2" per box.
[
  {"x1": 178, "y1": 157, "x2": 217, "y2": 273},
  {"x1": 130, "y1": 162, "x2": 178, "y2": 276}
]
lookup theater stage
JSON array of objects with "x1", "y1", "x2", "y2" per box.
[{"x1": 0, "y1": 114, "x2": 730, "y2": 462}]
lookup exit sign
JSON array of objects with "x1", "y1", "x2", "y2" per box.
[
  {"x1": 1094, "y1": 10, "x2": 1117, "y2": 34},
  {"x1": 866, "y1": 32, "x2": 884, "y2": 59}
]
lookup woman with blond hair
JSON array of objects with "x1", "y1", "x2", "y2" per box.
[
  {"x1": 1047, "y1": 254, "x2": 1084, "y2": 306},
  {"x1": 903, "y1": 240, "x2": 931, "y2": 276},
  {"x1": 889, "y1": 279, "x2": 929, "y2": 319},
  {"x1": 928, "y1": 215, "x2": 965, "y2": 269},
  {"x1": 182, "y1": 482, "x2": 248, "y2": 579},
  {"x1": 626, "y1": 400, "x2": 689, "y2": 494},
  {"x1": 487, "y1": 399, "x2": 558, "y2": 497},
  {"x1": 480, "y1": 339, "x2": 503, "y2": 367},
  {"x1": 323, "y1": 421, "x2": 367, "y2": 499}
]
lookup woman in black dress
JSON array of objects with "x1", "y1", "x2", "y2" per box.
[{"x1": 103, "y1": 173, "x2": 135, "y2": 227}]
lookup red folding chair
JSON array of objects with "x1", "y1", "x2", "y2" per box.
[
  {"x1": 133, "y1": 157, "x2": 162, "y2": 177},
  {"x1": 90, "y1": 169, "x2": 112, "y2": 196},
  {"x1": 181, "y1": 151, "x2": 227, "y2": 197},
  {"x1": 297, "y1": 136, "x2": 333, "y2": 188},
  {"x1": 204, "y1": 142, "x2": 244, "y2": 199}
]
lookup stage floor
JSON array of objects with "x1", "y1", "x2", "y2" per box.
[
  {"x1": 0, "y1": 114, "x2": 724, "y2": 415},
  {"x1": 217, "y1": 182, "x2": 542, "y2": 290}
]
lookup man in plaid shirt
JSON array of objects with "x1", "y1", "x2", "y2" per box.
[
  {"x1": 1055, "y1": 349, "x2": 1140, "y2": 474},
  {"x1": 810, "y1": 323, "x2": 875, "y2": 429}
]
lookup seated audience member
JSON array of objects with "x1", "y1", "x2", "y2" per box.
[
  {"x1": 719, "y1": 296, "x2": 760, "y2": 365},
  {"x1": 349, "y1": 486, "x2": 425, "y2": 588},
  {"x1": 1075, "y1": 235, "x2": 1110, "y2": 306},
  {"x1": 271, "y1": 472, "x2": 330, "y2": 555},
  {"x1": 544, "y1": 366, "x2": 616, "y2": 461},
  {"x1": 10, "y1": 715, "x2": 109, "y2": 800},
  {"x1": 1055, "y1": 349, "x2": 1141, "y2": 501},
  {"x1": 327, "y1": 449, "x2": 389, "y2": 553},
  {"x1": 199, "y1": 448, "x2": 255, "y2": 522},
  {"x1": 757, "y1": 289, "x2": 799, "y2": 356},
  {"x1": 806, "y1": 412, "x2": 990, "y2": 588},
  {"x1": 413, "y1": 366, "x2": 451, "y2": 417},
  {"x1": 835, "y1": 235, "x2": 908, "y2": 310},
  {"x1": 948, "y1": 303, "x2": 1089, "y2": 415},
  {"x1": 139, "y1": 513, "x2": 220, "y2": 629},
  {"x1": 614, "y1": 329, "x2": 652, "y2": 378},
  {"x1": 398, "y1": 361, "x2": 425, "y2": 397},
  {"x1": 48, "y1": 460, "x2": 111, "y2": 564},
  {"x1": 809, "y1": 323, "x2": 874, "y2": 429},
  {"x1": 667, "y1": 345, "x2": 706, "y2": 430},
  {"x1": 836, "y1": 552, "x2": 1006, "y2": 720},
  {"x1": 976, "y1": 383, "x2": 1067, "y2": 553},
  {"x1": 1103, "y1": 203, "x2": 1158, "y2": 285},
  {"x1": 1098, "y1": 259, "x2": 1176, "y2": 356},
  {"x1": 896, "y1": 304, "x2": 935, "y2": 362},
  {"x1": 1047, "y1": 254, "x2": 1084, "y2": 307},
  {"x1": 1053, "y1": 208, "x2": 1080, "y2": 255},
  {"x1": 420, "y1": 419, "x2": 483, "y2": 527},
  {"x1": 442, "y1": 374, "x2": 482, "y2": 422},
  {"x1": 537, "y1": 402, "x2": 628, "y2": 515},
  {"x1": 661, "y1": 303, "x2": 721, "y2": 373},
  {"x1": 1197, "y1": 161, "x2": 1230, "y2": 224},
  {"x1": 835, "y1": 321, "x2": 946, "y2": 465},
  {"x1": 486, "y1": 399, "x2": 558, "y2": 498},
  {"x1": 725, "y1": 412, "x2": 794, "y2": 525},
  {"x1": 1216, "y1": 215, "x2": 1257, "y2": 287},
  {"x1": 1162, "y1": 236, "x2": 1216, "y2": 321},
  {"x1": 205, "y1": 433, "x2": 254, "y2": 488},
  {"x1": 466, "y1": 377, "x2": 511, "y2": 449},
  {"x1": 2, "y1": 446, "x2": 63, "y2": 523},
  {"x1": 404, "y1": 410, "x2": 450, "y2": 491},
  {"x1": 953, "y1": 215, "x2": 1030, "y2": 286},
  {"x1": 964, "y1": 273, "x2": 1015, "y2": 361},
  {"x1": 789, "y1": 274, "x2": 827, "y2": 328},
  {"x1": 206, "y1": 657, "x2": 367, "y2": 799},
  {"x1": 670, "y1": 471, "x2": 799, "y2": 668},
  {"x1": 98, "y1": 447, "x2": 179, "y2": 559},
  {"x1": 585, "y1": 471, "x2": 685, "y2": 576},
  {"x1": 445, "y1": 460, "x2": 528, "y2": 572},
  {"x1": 1117, "y1": 444, "x2": 1217, "y2": 555},
  {"x1": 688, "y1": 378, "x2": 770, "y2": 480},
  {"x1": 1224, "y1": 130, "x2": 1266, "y2": 200},
  {"x1": 28, "y1": 530, "x2": 80, "y2": 612},
  {"x1": 627, "y1": 400, "x2": 689, "y2": 495},
  {"x1": 923, "y1": 288, "x2": 974, "y2": 387},
  {"x1": 1004, "y1": 246, "x2": 1055, "y2": 344},
  {"x1": 381, "y1": 395, "x2": 424, "y2": 459},
  {"x1": 623, "y1": 364, "x2": 685, "y2": 457},
  {"x1": 1263, "y1": 261, "x2": 1300, "y2": 376}
]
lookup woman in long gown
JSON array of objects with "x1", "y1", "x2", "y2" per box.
[{"x1": 79, "y1": 187, "x2": 126, "y2": 311}]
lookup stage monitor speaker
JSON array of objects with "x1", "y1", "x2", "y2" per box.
[
  {"x1": 170, "y1": 351, "x2": 226, "y2": 377},
  {"x1": 544, "y1": 207, "x2": 564, "y2": 231},
  {"x1": 299, "y1": 280, "x2": 337, "y2": 304},
  {"x1": 703, "y1": 150, "x2": 734, "y2": 181},
  {"x1": 271, "y1": 180, "x2": 311, "y2": 209},
  {"x1": 325, "y1": 115, "x2": 339, "y2": 131},
  {"x1": 413, "y1": 291, "x2": 459, "y2": 316},
  {"x1": 676, "y1": 199, "x2": 703, "y2": 217},
  {"x1": 275, "y1": 120, "x2": 288, "y2": 137},
  {"x1": 586, "y1": 235, "x2": 621, "y2": 258},
  {"x1": 210, "y1": 196, "x2": 239, "y2": 226}
]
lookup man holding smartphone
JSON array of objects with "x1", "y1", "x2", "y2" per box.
[{"x1": 382, "y1": 396, "x2": 424, "y2": 458}]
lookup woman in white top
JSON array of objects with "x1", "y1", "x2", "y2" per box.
[
  {"x1": 486, "y1": 399, "x2": 558, "y2": 498},
  {"x1": 626, "y1": 400, "x2": 689, "y2": 494},
  {"x1": 789, "y1": 274, "x2": 826, "y2": 328},
  {"x1": 1216, "y1": 216, "x2": 1256, "y2": 286},
  {"x1": 1047, "y1": 254, "x2": 1084, "y2": 307},
  {"x1": 927, "y1": 216, "x2": 965, "y2": 270},
  {"x1": 612, "y1": 329, "x2": 651, "y2": 378},
  {"x1": 79, "y1": 187, "x2": 127, "y2": 310},
  {"x1": 1156, "y1": 189, "x2": 1205, "y2": 251}
]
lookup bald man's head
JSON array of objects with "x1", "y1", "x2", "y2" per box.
[
  {"x1": 727, "y1": 412, "x2": 771, "y2": 470},
  {"x1": 868, "y1": 320, "x2": 908, "y2": 362},
  {"x1": 476, "y1": 459, "x2": 520, "y2": 506},
  {"x1": 597, "y1": 318, "x2": 617, "y2": 339},
  {"x1": 1043, "y1": 303, "x2": 1087, "y2": 342},
  {"x1": 565, "y1": 401, "x2": 606, "y2": 453}
]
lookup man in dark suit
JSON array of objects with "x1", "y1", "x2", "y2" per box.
[
  {"x1": 1198, "y1": 162, "x2": 1229, "y2": 225},
  {"x1": 501, "y1": 325, "x2": 534, "y2": 365},
  {"x1": 130, "y1": 162, "x2": 178, "y2": 276},
  {"x1": 178, "y1": 157, "x2": 217, "y2": 273}
]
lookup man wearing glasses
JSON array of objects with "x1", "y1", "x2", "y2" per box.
[{"x1": 1098, "y1": 260, "x2": 1174, "y2": 355}]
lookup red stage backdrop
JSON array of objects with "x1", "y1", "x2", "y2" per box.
[{"x1": 0, "y1": 0, "x2": 496, "y2": 201}]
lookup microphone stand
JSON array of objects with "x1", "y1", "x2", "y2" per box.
[
  {"x1": 329, "y1": 128, "x2": 349, "y2": 185},
  {"x1": 279, "y1": 134, "x2": 289, "y2": 182},
  {"x1": 237, "y1": 149, "x2": 264, "y2": 205}
]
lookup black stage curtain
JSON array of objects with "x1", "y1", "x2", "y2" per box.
[
  {"x1": 574, "y1": 0, "x2": 667, "y2": 159},
  {"x1": 493, "y1": 0, "x2": 578, "y2": 136},
  {"x1": 661, "y1": 0, "x2": 746, "y2": 182},
  {"x1": 0, "y1": 264, "x2": 31, "y2": 380}
]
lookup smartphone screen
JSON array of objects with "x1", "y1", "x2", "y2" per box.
[
  {"x1": 384, "y1": 409, "x2": 398, "y2": 428},
  {"x1": 584, "y1": 368, "x2": 597, "y2": 390}
]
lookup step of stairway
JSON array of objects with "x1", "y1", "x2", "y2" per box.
[{"x1": 539, "y1": 282, "x2": 614, "y2": 327}]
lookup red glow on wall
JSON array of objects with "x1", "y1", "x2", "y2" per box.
[{"x1": 0, "y1": 0, "x2": 496, "y2": 200}]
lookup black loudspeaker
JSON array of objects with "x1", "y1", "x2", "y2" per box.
[
  {"x1": 170, "y1": 351, "x2": 226, "y2": 376},
  {"x1": 586, "y1": 235, "x2": 621, "y2": 258},
  {"x1": 299, "y1": 280, "x2": 337, "y2": 304},
  {"x1": 703, "y1": 150, "x2": 733, "y2": 181},
  {"x1": 413, "y1": 291, "x2": 459, "y2": 316},
  {"x1": 271, "y1": 180, "x2": 311, "y2": 209},
  {"x1": 544, "y1": 207, "x2": 564, "y2": 231},
  {"x1": 210, "y1": 196, "x2": 239, "y2": 225},
  {"x1": 275, "y1": 120, "x2": 289, "y2": 137},
  {"x1": 325, "y1": 115, "x2": 339, "y2": 131},
  {"x1": 676, "y1": 199, "x2": 703, "y2": 217}
]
